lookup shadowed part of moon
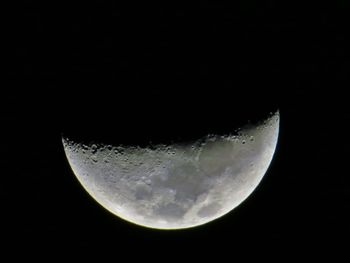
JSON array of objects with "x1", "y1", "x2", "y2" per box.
[
  {"x1": 154, "y1": 203, "x2": 187, "y2": 222},
  {"x1": 63, "y1": 112, "x2": 279, "y2": 230},
  {"x1": 197, "y1": 203, "x2": 222, "y2": 218},
  {"x1": 134, "y1": 185, "x2": 152, "y2": 200}
]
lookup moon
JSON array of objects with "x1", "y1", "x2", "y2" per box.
[{"x1": 62, "y1": 112, "x2": 279, "y2": 230}]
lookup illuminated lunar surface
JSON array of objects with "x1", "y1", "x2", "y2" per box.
[{"x1": 63, "y1": 112, "x2": 279, "y2": 229}]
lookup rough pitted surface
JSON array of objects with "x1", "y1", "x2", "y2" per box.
[{"x1": 63, "y1": 112, "x2": 279, "y2": 229}]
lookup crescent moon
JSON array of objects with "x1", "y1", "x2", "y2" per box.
[{"x1": 63, "y1": 112, "x2": 279, "y2": 230}]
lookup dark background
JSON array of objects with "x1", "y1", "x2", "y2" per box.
[{"x1": 3, "y1": 0, "x2": 350, "y2": 258}]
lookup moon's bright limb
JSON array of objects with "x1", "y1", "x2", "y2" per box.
[{"x1": 63, "y1": 112, "x2": 279, "y2": 230}]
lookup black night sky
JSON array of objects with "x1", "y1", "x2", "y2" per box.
[{"x1": 3, "y1": 0, "x2": 350, "y2": 258}]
